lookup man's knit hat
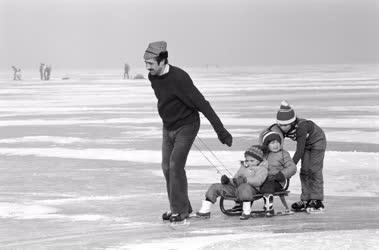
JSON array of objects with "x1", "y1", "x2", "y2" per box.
[
  {"x1": 276, "y1": 100, "x2": 296, "y2": 125},
  {"x1": 143, "y1": 41, "x2": 167, "y2": 60},
  {"x1": 262, "y1": 131, "x2": 282, "y2": 147},
  {"x1": 244, "y1": 145, "x2": 264, "y2": 162}
]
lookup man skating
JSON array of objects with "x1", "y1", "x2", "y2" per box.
[{"x1": 144, "y1": 41, "x2": 233, "y2": 222}]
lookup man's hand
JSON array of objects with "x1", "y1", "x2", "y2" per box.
[{"x1": 218, "y1": 129, "x2": 233, "y2": 147}]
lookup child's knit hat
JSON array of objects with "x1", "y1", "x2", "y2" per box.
[
  {"x1": 276, "y1": 100, "x2": 296, "y2": 125},
  {"x1": 262, "y1": 131, "x2": 282, "y2": 147},
  {"x1": 244, "y1": 145, "x2": 264, "y2": 162}
]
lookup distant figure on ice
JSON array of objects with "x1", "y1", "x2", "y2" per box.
[
  {"x1": 144, "y1": 41, "x2": 233, "y2": 223},
  {"x1": 11, "y1": 66, "x2": 21, "y2": 80},
  {"x1": 196, "y1": 145, "x2": 267, "y2": 220},
  {"x1": 39, "y1": 63, "x2": 45, "y2": 80},
  {"x1": 123, "y1": 63, "x2": 130, "y2": 79},
  {"x1": 44, "y1": 65, "x2": 52, "y2": 80},
  {"x1": 258, "y1": 100, "x2": 327, "y2": 213},
  {"x1": 11, "y1": 66, "x2": 18, "y2": 80},
  {"x1": 15, "y1": 68, "x2": 22, "y2": 80}
]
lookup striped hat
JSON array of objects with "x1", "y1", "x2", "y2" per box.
[
  {"x1": 276, "y1": 100, "x2": 296, "y2": 125},
  {"x1": 262, "y1": 131, "x2": 282, "y2": 147},
  {"x1": 143, "y1": 41, "x2": 167, "y2": 60},
  {"x1": 244, "y1": 145, "x2": 264, "y2": 162}
]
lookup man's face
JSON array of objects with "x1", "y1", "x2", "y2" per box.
[{"x1": 145, "y1": 58, "x2": 165, "y2": 76}]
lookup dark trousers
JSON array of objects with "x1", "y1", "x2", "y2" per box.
[
  {"x1": 162, "y1": 120, "x2": 200, "y2": 216},
  {"x1": 260, "y1": 179, "x2": 283, "y2": 194},
  {"x1": 300, "y1": 149, "x2": 325, "y2": 201}
]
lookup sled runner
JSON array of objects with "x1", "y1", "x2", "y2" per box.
[{"x1": 219, "y1": 179, "x2": 291, "y2": 216}]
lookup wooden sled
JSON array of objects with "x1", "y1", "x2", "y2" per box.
[{"x1": 219, "y1": 179, "x2": 291, "y2": 216}]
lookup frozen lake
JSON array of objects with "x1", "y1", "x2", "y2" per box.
[{"x1": 0, "y1": 64, "x2": 378, "y2": 249}]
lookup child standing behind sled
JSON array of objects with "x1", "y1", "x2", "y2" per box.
[
  {"x1": 196, "y1": 145, "x2": 268, "y2": 220},
  {"x1": 259, "y1": 131, "x2": 297, "y2": 216}
]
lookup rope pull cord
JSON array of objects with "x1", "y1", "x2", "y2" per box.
[
  {"x1": 121, "y1": 131, "x2": 234, "y2": 176},
  {"x1": 194, "y1": 136, "x2": 234, "y2": 177}
]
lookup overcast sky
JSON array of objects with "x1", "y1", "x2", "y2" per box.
[{"x1": 1, "y1": 0, "x2": 378, "y2": 70}]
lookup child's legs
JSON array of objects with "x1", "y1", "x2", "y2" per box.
[
  {"x1": 260, "y1": 180, "x2": 283, "y2": 194},
  {"x1": 205, "y1": 183, "x2": 237, "y2": 203},
  {"x1": 236, "y1": 183, "x2": 259, "y2": 201},
  {"x1": 308, "y1": 149, "x2": 325, "y2": 200},
  {"x1": 300, "y1": 150, "x2": 312, "y2": 201}
]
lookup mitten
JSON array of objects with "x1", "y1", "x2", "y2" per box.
[
  {"x1": 274, "y1": 171, "x2": 286, "y2": 182},
  {"x1": 233, "y1": 176, "x2": 247, "y2": 186},
  {"x1": 221, "y1": 174, "x2": 230, "y2": 185},
  {"x1": 217, "y1": 129, "x2": 233, "y2": 147}
]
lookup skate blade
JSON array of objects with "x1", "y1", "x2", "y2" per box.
[
  {"x1": 291, "y1": 208, "x2": 306, "y2": 213},
  {"x1": 306, "y1": 208, "x2": 325, "y2": 214},
  {"x1": 193, "y1": 213, "x2": 210, "y2": 219},
  {"x1": 194, "y1": 215, "x2": 210, "y2": 219},
  {"x1": 169, "y1": 219, "x2": 190, "y2": 229},
  {"x1": 276, "y1": 210, "x2": 295, "y2": 216}
]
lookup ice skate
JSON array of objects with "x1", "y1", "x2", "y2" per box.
[
  {"x1": 291, "y1": 200, "x2": 308, "y2": 212},
  {"x1": 306, "y1": 200, "x2": 325, "y2": 214}
]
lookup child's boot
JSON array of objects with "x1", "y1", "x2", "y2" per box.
[
  {"x1": 240, "y1": 201, "x2": 251, "y2": 220},
  {"x1": 263, "y1": 194, "x2": 275, "y2": 217},
  {"x1": 196, "y1": 200, "x2": 212, "y2": 218}
]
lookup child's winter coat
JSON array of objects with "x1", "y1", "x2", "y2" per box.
[
  {"x1": 266, "y1": 149, "x2": 296, "y2": 188},
  {"x1": 233, "y1": 159, "x2": 268, "y2": 189}
]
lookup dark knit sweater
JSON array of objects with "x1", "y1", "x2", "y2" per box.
[{"x1": 149, "y1": 65, "x2": 226, "y2": 135}]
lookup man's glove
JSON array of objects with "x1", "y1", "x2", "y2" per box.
[
  {"x1": 232, "y1": 176, "x2": 247, "y2": 187},
  {"x1": 217, "y1": 129, "x2": 233, "y2": 147},
  {"x1": 273, "y1": 171, "x2": 286, "y2": 182},
  {"x1": 221, "y1": 174, "x2": 230, "y2": 185}
]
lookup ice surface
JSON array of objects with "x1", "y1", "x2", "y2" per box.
[
  {"x1": 108, "y1": 229, "x2": 379, "y2": 250},
  {"x1": 0, "y1": 65, "x2": 378, "y2": 249}
]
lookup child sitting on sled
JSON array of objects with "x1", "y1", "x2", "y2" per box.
[
  {"x1": 196, "y1": 145, "x2": 268, "y2": 220},
  {"x1": 259, "y1": 131, "x2": 297, "y2": 216}
]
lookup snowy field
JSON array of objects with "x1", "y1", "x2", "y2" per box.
[{"x1": 0, "y1": 64, "x2": 378, "y2": 249}]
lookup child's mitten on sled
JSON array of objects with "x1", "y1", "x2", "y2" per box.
[
  {"x1": 233, "y1": 176, "x2": 247, "y2": 187},
  {"x1": 273, "y1": 171, "x2": 286, "y2": 182},
  {"x1": 221, "y1": 174, "x2": 230, "y2": 185}
]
